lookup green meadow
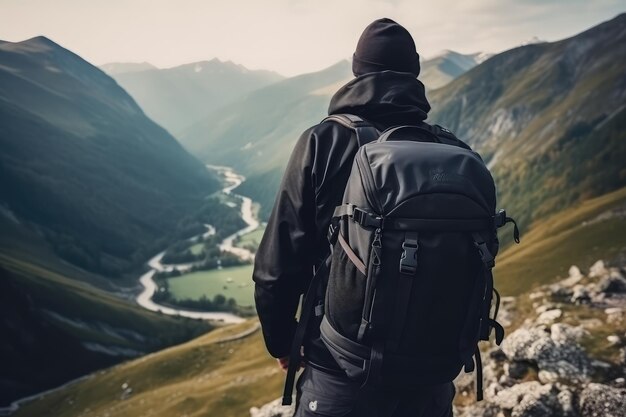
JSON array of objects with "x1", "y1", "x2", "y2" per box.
[{"x1": 167, "y1": 265, "x2": 255, "y2": 307}]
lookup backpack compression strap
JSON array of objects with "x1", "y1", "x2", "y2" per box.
[{"x1": 322, "y1": 114, "x2": 380, "y2": 147}]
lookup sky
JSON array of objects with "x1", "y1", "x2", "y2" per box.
[{"x1": 0, "y1": 0, "x2": 624, "y2": 76}]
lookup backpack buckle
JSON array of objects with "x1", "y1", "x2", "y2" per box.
[
  {"x1": 473, "y1": 239, "x2": 495, "y2": 268},
  {"x1": 353, "y1": 208, "x2": 382, "y2": 228},
  {"x1": 494, "y1": 209, "x2": 506, "y2": 228},
  {"x1": 399, "y1": 241, "x2": 418, "y2": 274}
]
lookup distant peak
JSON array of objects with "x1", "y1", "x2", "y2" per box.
[{"x1": 22, "y1": 35, "x2": 58, "y2": 47}]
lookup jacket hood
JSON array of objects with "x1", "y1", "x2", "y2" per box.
[{"x1": 328, "y1": 71, "x2": 430, "y2": 128}]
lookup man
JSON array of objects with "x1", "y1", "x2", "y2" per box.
[{"x1": 253, "y1": 18, "x2": 456, "y2": 417}]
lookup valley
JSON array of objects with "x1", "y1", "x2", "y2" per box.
[{"x1": 136, "y1": 165, "x2": 259, "y2": 323}]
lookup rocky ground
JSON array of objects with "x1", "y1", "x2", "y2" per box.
[{"x1": 250, "y1": 260, "x2": 626, "y2": 417}]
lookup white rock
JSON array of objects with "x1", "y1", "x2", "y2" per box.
[
  {"x1": 538, "y1": 369, "x2": 559, "y2": 383},
  {"x1": 589, "y1": 260, "x2": 608, "y2": 278},
  {"x1": 558, "y1": 266, "x2": 584, "y2": 287},
  {"x1": 607, "y1": 335, "x2": 620, "y2": 345},
  {"x1": 569, "y1": 265, "x2": 583, "y2": 279},
  {"x1": 530, "y1": 291, "x2": 546, "y2": 300},
  {"x1": 537, "y1": 309, "x2": 562, "y2": 324},
  {"x1": 250, "y1": 398, "x2": 294, "y2": 417},
  {"x1": 570, "y1": 285, "x2": 591, "y2": 304},
  {"x1": 550, "y1": 323, "x2": 587, "y2": 345}
]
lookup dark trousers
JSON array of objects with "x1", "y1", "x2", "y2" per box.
[{"x1": 294, "y1": 367, "x2": 455, "y2": 417}]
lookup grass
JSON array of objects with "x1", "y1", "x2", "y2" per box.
[
  {"x1": 14, "y1": 321, "x2": 284, "y2": 417},
  {"x1": 0, "y1": 252, "x2": 211, "y2": 346},
  {"x1": 495, "y1": 187, "x2": 626, "y2": 296},
  {"x1": 168, "y1": 265, "x2": 255, "y2": 307},
  {"x1": 234, "y1": 227, "x2": 265, "y2": 251},
  {"x1": 189, "y1": 242, "x2": 205, "y2": 255}
]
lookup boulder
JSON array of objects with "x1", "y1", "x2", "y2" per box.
[
  {"x1": 550, "y1": 323, "x2": 587, "y2": 345},
  {"x1": 492, "y1": 382, "x2": 563, "y2": 417},
  {"x1": 250, "y1": 398, "x2": 294, "y2": 417},
  {"x1": 536, "y1": 309, "x2": 562, "y2": 324},
  {"x1": 501, "y1": 327, "x2": 591, "y2": 384},
  {"x1": 557, "y1": 265, "x2": 584, "y2": 287},
  {"x1": 589, "y1": 260, "x2": 608, "y2": 278},
  {"x1": 504, "y1": 361, "x2": 532, "y2": 380},
  {"x1": 571, "y1": 285, "x2": 591, "y2": 304},
  {"x1": 557, "y1": 388, "x2": 576, "y2": 417},
  {"x1": 607, "y1": 334, "x2": 621, "y2": 345},
  {"x1": 579, "y1": 383, "x2": 626, "y2": 417},
  {"x1": 598, "y1": 274, "x2": 626, "y2": 293}
]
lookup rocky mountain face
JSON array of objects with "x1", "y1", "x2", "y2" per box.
[
  {"x1": 250, "y1": 259, "x2": 626, "y2": 417},
  {"x1": 104, "y1": 59, "x2": 284, "y2": 134},
  {"x1": 429, "y1": 13, "x2": 626, "y2": 230}
]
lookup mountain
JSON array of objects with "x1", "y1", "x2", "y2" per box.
[
  {"x1": 0, "y1": 36, "x2": 220, "y2": 276},
  {"x1": 428, "y1": 13, "x2": 626, "y2": 231},
  {"x1": 98, "y1": 61, "x2": 156, "y2": 75},
  {"x1": 104, "y1": 59, "x2": 284, "y2": 134},
  {"x1": 180, "y1": 60, "x2": 352, "y2": 172},
  {"x1": 420, "y1": 50, "x2": 489, "y2": 90},
  {"x1": 0, "y1": 35, "x2": 220, "y2": 405}
]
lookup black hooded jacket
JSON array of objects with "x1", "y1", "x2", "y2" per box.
[{"x1": 253, "y1": 71, "x2": 459, "y2": 371}]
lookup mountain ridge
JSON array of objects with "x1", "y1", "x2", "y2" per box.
[{"x1": 103, "y1": 57, "x2": 284, "y2": 134}]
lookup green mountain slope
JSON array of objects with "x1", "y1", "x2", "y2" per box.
[
  {"x1": 0, "y1": 37, "x2": 223, "y2": 406},
  {"x1": 180, "y1": 60, "x2": 352, "y2": 172},
  {"x1": 0, "y1": 36, "x2": 220, "y2": 276},
  {"x1": 428, "y1": 13, "x2": 626, "y2": 230},
  {"x1": 0, "y1": 248, "x2": 211, "y2": 409},
  {"x1": 13, "y1": 321, "x2": 281, "y2": 417},
  {"x1": 12, "y1": 186, "x2": 626, "y2": 417},
  {"x1": 105, "y1": 59, "x2": 284, "y2": 134}
]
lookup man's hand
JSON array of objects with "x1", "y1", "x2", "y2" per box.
[{"x1": 277, "y1": 356, "x2": 305, "y2": 372}]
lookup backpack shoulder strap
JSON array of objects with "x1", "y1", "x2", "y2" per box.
[
  {"x1": 429, "y1": 124, "x2": 473, "y2": 150},
  {"x1": 322, "y1": 113, "x2": 380, "y2": 147}
]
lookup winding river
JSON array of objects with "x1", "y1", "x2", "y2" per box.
[
  {"x1": 135, "y1": 165, "x2": 260, "y2": 324},
  {"x1": 0, "y1": 166, "x2": 259, "y2": 416}
]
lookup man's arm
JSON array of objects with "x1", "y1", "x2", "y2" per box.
[{"x1": 252, "y1": 127, "x2": 317, "y2": 359}]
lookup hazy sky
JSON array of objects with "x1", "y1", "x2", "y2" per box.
[{"x1": 1, "y1": 0, "x2": 623, "y2": 76}]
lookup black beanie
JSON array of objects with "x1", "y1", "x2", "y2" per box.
[{"x1": 352, "y1": 18, "x2": 420, "y2": 77}]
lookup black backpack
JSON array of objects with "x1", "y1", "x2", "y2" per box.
[{"x1": 282, "y1": 114, "x2": 520, "y2": 405}]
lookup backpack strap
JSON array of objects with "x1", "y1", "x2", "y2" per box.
[
  {"x1": 388, "y1": 232, "x2": 419, "y2": 352},
  {"x1": 378, "y1": 123, "x2": 473, "y2": 150},
  {"x1": 322, "y1": 114, "x2": 380, "y2": 147},
  {"x1": 377, "y1": 125, "x2": 441, "y2": 143},
  {"x1": 281, "y1": 225, "x2": 339, "y2": 406}
]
